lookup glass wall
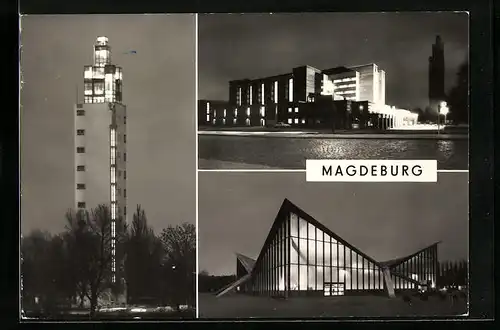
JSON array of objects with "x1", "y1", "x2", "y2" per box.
[
  {"x1": 251, "y1": 211, "x2": 385, "y2": 295},
  {"x1": 391, "y1": 245, "x2": 438, "y2": 289}
]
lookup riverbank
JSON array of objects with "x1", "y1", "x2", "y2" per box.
[
  {"x1": 198, "y1": 130, "x2": 468, "y2": 140},
  {"x1": 199, "y1": 159, "x2": 280, "y2": 170}
]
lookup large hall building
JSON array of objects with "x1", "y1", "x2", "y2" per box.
[
  {"x1": 199, "y1": 63, "x2": 417, "y2": 131},
  {"x1": 216, "y1": 199, "x2": 439, "y2": 298}
]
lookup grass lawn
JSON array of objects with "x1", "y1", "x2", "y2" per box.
[{"x1": 198, "y1": 293, "x2": 467, "y2": 319}]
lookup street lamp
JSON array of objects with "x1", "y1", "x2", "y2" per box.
[
  {"x1": 440, "y1": 103, "x2": 449, "y2": 125},
  {"x1": 438, "y1": 101, "x2": 449, "y2": 134}
]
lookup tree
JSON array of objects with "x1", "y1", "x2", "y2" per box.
[
  {"x1": 124, "y1": 205, "x2": 164, "y2": 304},
  {"x1": 64, "y1": 205, "x2": 127, "y2": 317},
  {"x1": 21, "y1": 230, "x2": 74, "y2": 315},
  {"x1": 160, "y1": 223, "x2": 196, "y2": 310},
  {"x1": 64, "y1": 209, "x2": 92, "y2": 308},
  {"x1": 447, "y1": 61, "x2": 469, "y2": 124},
  {"x1": 21, "y1": 230, "x2": 53, "y2": 310}
]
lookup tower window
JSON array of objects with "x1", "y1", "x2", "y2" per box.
[
  {"x1": 124, "y1": 153, "x2": 127, "y2": 162},
  {"x1": 77, "y1": 202, "x2": 86, "y2": 208},
  {"x1": 124, "y1": 171, "x2": 127, "y2": 179},
  {"x1": 76, "y1": 129, "x2": 85, "y2": 135},
  {"x1": 124, "y1": 206, "x2": 127, "y2": 216},
  {"x1": 77, "y1": 110, "x2": 85, "y2": 116},
  {"x1": 124, "y1": 134, "x2": 127, "y2": 143},
  {"x1": 77, "y1": 165, "x2": 85, "y2": 171},
  {"x1": 76, "y1": 147, "x2": 85, "y2": 153},
  {"x1": 124, "y1": 189, "x2": 127, "y2": 198},
  {"x1": 124, "y1": 116, "x2": 127, "y2": 124},
  {"x1": 76, "y1": 184, "x2": 86, "y2": 189}
]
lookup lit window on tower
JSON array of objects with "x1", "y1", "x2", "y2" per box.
[
  {"x1": 261, "y1": 83, "x2": 265, "y2": 104},
  {"x1": 274, "y1": 81, "x2": 278, "y2": 103},
  {"x1": 83, "y1": 37, "x2": 123, "y2": 104},
  {"x1": 237, "y1": 87, "x2": 242, "y2": 106}
]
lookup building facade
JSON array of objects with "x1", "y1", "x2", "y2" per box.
[
  {"x1": 74, "y1": 36, "x2": 127, "y2": 283},
  {"x1": 199, "y1": 63, "x2": 417, "y2": 130},
  {"x1": 428, "y1": 35, "x2": 446, "y2": 112},
  {"x1": 217, "y1": 199, "x2": 439, "y2": 298}
]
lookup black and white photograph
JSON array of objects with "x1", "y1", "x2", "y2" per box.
[
  {"x1": 20, "y1": 15, "x2": 196, "y2": 320},
  {"x1": 198, "y1": 172, "x2": 468, "y2": 318},
  {"x1": 197, "y1": 13, "x2": 469, "y2": 170}
]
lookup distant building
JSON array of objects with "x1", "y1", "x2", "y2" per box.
[
  {"x1": 428, "y1": 35, "x2": 446, "y2": 112},
  {"x1": 74, "y1": 36, "x2": 127, "y2": 283},
  {"x1": 216, "y1": 199, "x2": 440, "y2": 298},
  {"x1": 199, "y1": 63, "x2": 417, "y2": 130}
]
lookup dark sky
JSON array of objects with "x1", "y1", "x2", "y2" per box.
[
  {"x1": 198, "y1": 12, "x2": 468, "y2": 110},
  {"x1": 21, "y1": 15, "x2": 196, "y2": 234},
  {"x1": 199, "y1": 172, "x2": 468, "y2": 276}
]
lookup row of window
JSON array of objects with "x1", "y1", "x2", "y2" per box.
[
  {"x1": 76, "y1": 165, "x2": 127, "y2": 178},
  {"x1": 235, "y1": 78, "x2": 294, "y2": 106},
  {"x1": 76, "y1": 202, "x2": 127, "y2": 215},
  {"x1": 77, "y1": 128, "x2": 127, "y2": 143},
  {"x1": 288, "y1": 118, "x2": 306, "y2": 125},
  {"x1": 210, "y1": 118, "x2": 266, "y2": 126},
  {"x1": 76, "y1": 147, "x2": 127, "y2": 160},
  {"x1": 77, "y1": 183, "x2": 126, "y2": 196},
  {"x1": 206, "y1": 107, "x2": 266, "y2": 122},
  {"x1": 75, "y1": 110, "x2": 127, "y2": 125}
]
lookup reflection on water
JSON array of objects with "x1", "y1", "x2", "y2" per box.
[{"x1": 198, "y1": 136, "x2": 468, "y2": 170}]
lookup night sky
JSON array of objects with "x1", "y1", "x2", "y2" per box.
[
  {"x1": 21, "y1": 15, "x2": 196, "y2": 234},
  {"x1": 198, "y1": 12, "x2": 468, "y2": 110},
  {"x1": 198, "y1": 172, "x2": 468, "y2": 276}
]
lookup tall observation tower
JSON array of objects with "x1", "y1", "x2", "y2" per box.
[
  {"x1": 428, "y1": 35, "x2": 446, "y2": 111},
  {"x1": 74, "y1": 36, "x2": 127, "y2": 283}
]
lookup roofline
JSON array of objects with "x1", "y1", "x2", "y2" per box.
[
  {"x1": 281, "y1": 199, "x2": 383, "y2": 266},
  {"x1": 229, "y1": 72, "x2": 293, "y2": 84},
  {"x1": 198, "y1": 99, "x2": 229, "y2": 104},
  {"x1": 347, "y1": 63, "x2": 377, "y2": 68},
  {"x1": 251, "y1": 199, "x2": 384, "y2": 274},
  {"x1": 381, "y1": 241, "x2": 442, "y2": 268},
  {"x1": 248, "y1": 199, "x2": 441, "y2": 277},
  {"x1": 251, "y1": 199, "x2": 290, "y2": 273}
]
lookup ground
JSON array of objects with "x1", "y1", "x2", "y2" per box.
[{"x1": 198, "y1": 293, "x2": 467, "y2": 319}]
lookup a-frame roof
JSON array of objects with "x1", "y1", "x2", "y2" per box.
[
  {"x1": 251, "y1": 199, "x2": 442, "y2": 276},
  {"x1": 252, "y1": 199, "x2": 383, "y2": 273},
  {"x1": 379, "y1": 241, "x2": 442, "y2": 268}
]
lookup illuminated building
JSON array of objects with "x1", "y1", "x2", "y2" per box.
[
  {"x1": 199, "y1": 63, "x2": 418, "y2": 130},
  {"x1": 217, "y1": 199, "x2": 439, "y2": 297},
  {"x1": 74, "y1": 36, "x2": 127, "y2": 283},
  {"x1": 428, "y1": 35, "x2": 446, "y2": 112}
]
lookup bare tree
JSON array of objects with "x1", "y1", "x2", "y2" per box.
[{"x1": 65, "y1": 205, "x2": 127, "y2": 317}]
